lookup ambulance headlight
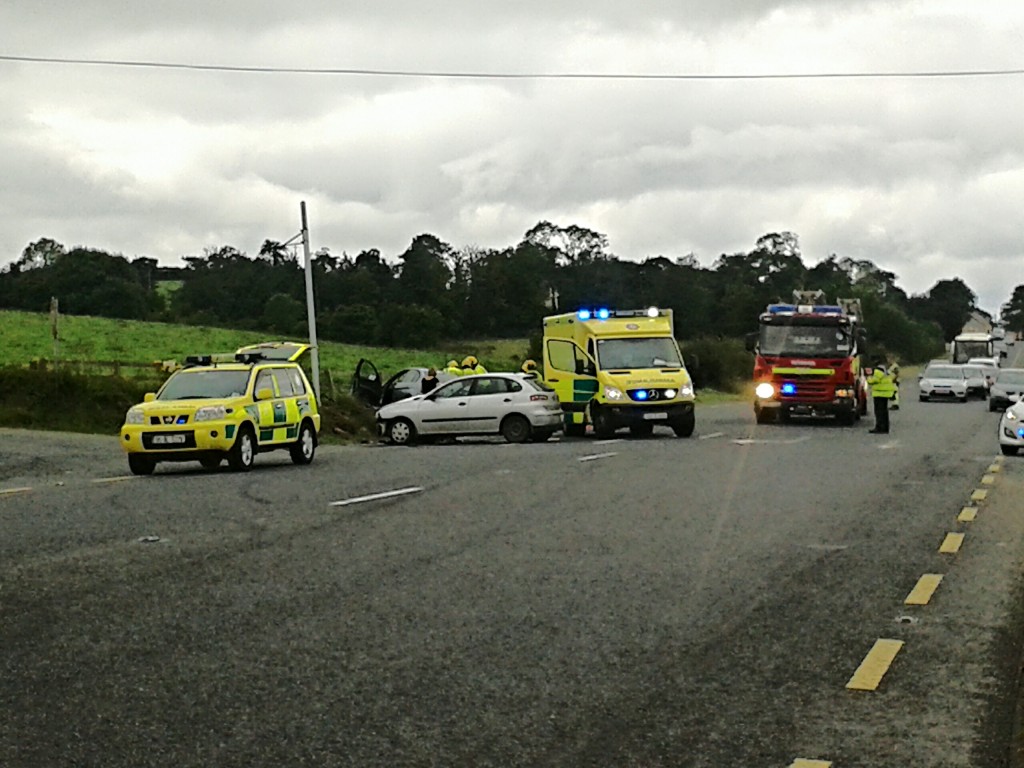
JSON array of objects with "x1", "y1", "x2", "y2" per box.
[
  {"x1": 603, "y1": 385, "x2": 624, "y2": 400},
  {"x1": 646, "y1": 306, "x2": 659, "y2": 318},
  {"x1": 755, "y1": 382, "x2": 775, "y2": 399},
  {"x1": 195, "y1": 405, "x2": 227, "y2": 421},
  {"x1": 125, "y1": 407, "x2": 145, "y2": 425},
  {"x1": 679, "y1": 385, "x2": 693, "y2": 397},
  {"x1": 664, "y1": 388, "x2": 677, "y2": 399}
]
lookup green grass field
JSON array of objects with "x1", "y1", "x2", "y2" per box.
[{"x1": 0, "y1": 309, "x2": 531, "y2": 389}]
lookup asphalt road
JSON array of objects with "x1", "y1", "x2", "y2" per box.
[{"x1": 3, "y1": 367, "x2": 1024, "y2": 767}]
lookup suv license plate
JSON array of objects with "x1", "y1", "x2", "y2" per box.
[
  {"x1": 153, "y1": 434, "x2": 187, "y2": 445},
  {"x1": 643, "y1": 413, "x2": 667, "y2": 420}
]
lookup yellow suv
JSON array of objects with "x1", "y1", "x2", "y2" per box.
[{"x1": 120, "y1": 342, "x2": 320, "y2": 475}]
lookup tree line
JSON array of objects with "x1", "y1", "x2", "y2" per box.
[{"x1": 0, "y1": 225, "x2": 1012, "y2": 365}]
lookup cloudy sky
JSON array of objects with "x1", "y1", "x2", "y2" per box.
[{"x1": 1, "y1": 1, "x2": 1021, "y2": 314}]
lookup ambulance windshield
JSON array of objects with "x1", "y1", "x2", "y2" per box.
[
  {"x1": 596, "y1": 337, "x2": 683, "y2": 369},
  {"x1": 159, "y1": 370, "x2": 252, "y2": 400}
]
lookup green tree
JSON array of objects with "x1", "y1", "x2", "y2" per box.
[{"x1": 1000, "y1": 285, "x2": 1024, "y2": 334}]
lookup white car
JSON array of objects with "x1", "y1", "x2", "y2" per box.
[
  {"x1": 998, "y1": 397, "x2": 1024, "y2": 455},
  {"x1": 918, "y1": 364, "x2": 968, "y2": 402},
  {"x1": 376, "y1": 373, "x2": 563, "y2": 445},
  {"x1": 961, "y1": 364, "x2": 990, "y2": 399}
]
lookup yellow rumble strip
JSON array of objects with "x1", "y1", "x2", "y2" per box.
[
  {"x1": 790, "y1": 760, "x2": 832, "y2": 767},
  {"x1": 905, "y1": 574, "x2": 943, "y2": 605},
  {"x1": 958, "y1": 507, "x2": 978, "y2": 522},
  {"x1": 970, "y1": 489, "x2": 988, "y2": 502},
  {"x1": 987, "y1": 464, "x2": 1001, "y2": 473},
  {"x1": 846, "y1": 638, "x2": 904, "y2": 691},
  {"x1": 939, "y1": 532, "x2": 965, "y2": 554}
]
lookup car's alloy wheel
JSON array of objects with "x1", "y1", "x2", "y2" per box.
[
  {"x1": 228, "y1": 427, "x2": 256, "y2": 471},
  {"x1": 387, "y1": 418, "x2": 415, "y2": 446},
  {"x1": 290, "y1": 422, "x2": 316, "y2": 465},
  {"x1": 500, "y1": 414, "x2": 531, "y2": 444}
]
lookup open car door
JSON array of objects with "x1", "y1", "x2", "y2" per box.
[{"x1": 352, "y1": 358, "x2": 383, "y2": 406}]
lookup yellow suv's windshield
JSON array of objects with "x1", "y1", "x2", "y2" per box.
[{"x1": 159, "y1": 369, "x2": 252, "y2": 400}]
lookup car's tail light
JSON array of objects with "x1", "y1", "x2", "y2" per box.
[{"x1": 530, "y1": 394, "x2": 548, "y2": 401}]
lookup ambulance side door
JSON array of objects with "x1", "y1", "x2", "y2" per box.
[{"x1": 544, "y1": 339, "x2": 597, "y2": 413}]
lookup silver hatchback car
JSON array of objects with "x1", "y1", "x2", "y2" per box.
[
  {"x1": 376, "y1": 373, "x2": 563, "y2": 445},
  {"x1": 918, "y1": 364, "x2": 968, "y2": 402}
]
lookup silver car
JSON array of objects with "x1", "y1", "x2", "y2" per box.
[
  {"x1": 918, "y1": 364, "x2": 968, "y2": 402},
  {"x1": 961, "y1": 364, "x2": 989, "y2": 399},
  {"x1": 998, "y1": 396, "x2": 1024, "y2": 455},
  {"x1": 989, "y1": 368, "x2": 1024, "y2": 412},
  {"x1": 376, "y1": 373, "x2": 563, "y2": 445}
]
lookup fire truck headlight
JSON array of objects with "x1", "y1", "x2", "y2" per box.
[
  {"x1": 603, "y1": 385, "x2": 624, "y2": 400},
  {"x1": 835, "y1": 387, "x2": 852, "y2": 398},
  {"x1": 755, "y1": 382, "x2": 775, "y2": 399}
]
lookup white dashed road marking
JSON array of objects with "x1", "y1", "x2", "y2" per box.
[
  {"x1": 329, "y1": 487, "x2": 424, "y2": 507},
  {"x1": 699, "y1": 432, "x2": 725, "y2": 440},
  {"x1": 578, "y1": 452, "x2": 618, "y2": 463}
]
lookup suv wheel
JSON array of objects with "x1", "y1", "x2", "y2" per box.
[
  {"x1": 290, "y1": 421, "x2": 316, "y2": 465},
  {"x1": 128, "y1": 454, "x2": 156, "y2": 476},
  {"x1": 228, "y1": 426, "x2": 256, "y2": 471}
]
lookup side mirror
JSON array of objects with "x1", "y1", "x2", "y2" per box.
[
  {"x1": 744, "y1": 332, "x2": 757, "y2": 352},
  {"x1": 255, "y1": 387, "x2": 274, "y2": 401},
  {"x1": 143, "y1": 392, "x2": 156, "y2": 403},
  {"x1": 1001, "y1": 350, "x2": 1008, "y2": 358},
  {"x1": 575, "y1": 359, "x2": 596, "y2": 377}
]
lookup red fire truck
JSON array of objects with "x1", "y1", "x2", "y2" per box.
[{"x1": 747, "y1": 291, "x2": 869, "y2": 425}]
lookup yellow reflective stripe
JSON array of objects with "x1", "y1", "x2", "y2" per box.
[{"x1": 771, "y1": 367, "x2": 835, "y2": 375}]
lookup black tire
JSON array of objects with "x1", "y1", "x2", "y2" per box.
[
  {"x1": 989, "y1": 401, "x2": 998, "y2": 412},
  {"x1": 670, "y1": 411, "x2": 696, "y2": 438},
  {"x1": 959, "y1": 395, "x2": 968, "y2": 403},
  {"x1": 386, "y1": 418, "x2": 416, "y2": 446},
  {"x1": 1001, "y1": 444, "x2": 1018, "y2": 456},
  {"x1": 590, "y1": 405, "x2": 616, "y2": 439},
  {"x1": 228, "y1": 426, "x2": 256, "y2": 471},
  {"x1": 629, "y1": 423, "x2": 655, "y2": 438},
  {"x1": 836, "y1": 409, "x2": 855, "y2": 427},
  {"x1": 564, "y1": 421, "x2": 586, "y2": 438},
  {"x1": 754, "y1": 406, "x2": 775, "y2": 425},
  {"x1": 128, "y1": 454, "x2": 155, "y2": 476},
  {"x1": 530, "y1": 430, "x2": 555, "y2": 443},
  {"x1": 501, "y1": 414, "x2": 532, "y2": 444},
  {"x1": 290, "y1": 421, "x2": 317, "y2": 465},
  {"x1": 199, "y1": 455, "x2": 221, "y2": 470},
  {"x1": 919, "y1": 396, "x2": 928, "y2": 402}
]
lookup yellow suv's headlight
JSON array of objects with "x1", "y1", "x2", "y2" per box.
[
  {"x1": 195, "y1": 405, "x2": 228, "y2": 422},
  {"x1": 125, "y1": 408, "x2": 145, "y2": 425}
]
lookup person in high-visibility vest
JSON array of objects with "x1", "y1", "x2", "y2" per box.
[
  {"x1": 444, "y1": 359, "x2": 462, "y2": 376},
  {"x1": 461, "y1": 356, "x2": 486, "y2": 375},
  {"x1": 867, "y1": 360, "x2": 897, "y2": 434},
  {"x1": 889, "y1": 359, "x2": 901, "y2": 410},
  {"x1": 520, "y1": 359, "x2": 539, "y2": 377}
]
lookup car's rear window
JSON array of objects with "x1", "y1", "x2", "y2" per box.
[
  {"x1": 523, "y1": 378, "x2": 554, "y2": 392},
  {"x1": 997, "y1": 371, "x2": 1024, "y2": 385}
]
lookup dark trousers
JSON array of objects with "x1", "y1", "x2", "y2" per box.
[{"x1": 873, "y1": 396, "x2": 890, "y2": 433}]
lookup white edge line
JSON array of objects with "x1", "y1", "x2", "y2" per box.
[
  {"x1": 699, "y1": 431, "x2": 725, "y2": 440},
  {"x1": 593, "y1": 439, "x2": 622, "y2": 445},
  {"x1": 578, "y1": 452, "x2": 618, "y2": 462},
  {"x1": 329, "y1": 486, "x2": 424, "y2": 507},
  {"x1": 0, "y1": 486, "x2": 32, "y2": 496}
]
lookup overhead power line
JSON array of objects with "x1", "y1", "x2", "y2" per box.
[{"x1": 1, "y1": 53, "x2": 1023, "y2": 80}]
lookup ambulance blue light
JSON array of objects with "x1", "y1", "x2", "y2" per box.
[
  {"x1": 596, "y1": 307, "x2": 610, "y2": 320},
  {"x1": 781, "y1": 383, "x2": 797, "y2": 396},
  {"x1": 577, "y1": 309, "x2": 592, "y2": 321},
  {"x1": 635, "y1": 390, "x2": 648, "y2": 400}
]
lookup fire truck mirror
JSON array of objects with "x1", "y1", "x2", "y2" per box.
[{"x1": 744, "y1": 332, "x2": 758, "y2": 352}]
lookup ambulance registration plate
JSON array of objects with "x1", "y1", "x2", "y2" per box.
[{"x1": 643, "y1": 412, "x2": 668, "y2": 420}]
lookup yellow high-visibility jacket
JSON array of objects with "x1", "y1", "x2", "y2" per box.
[{"x1": 867, "y1": 367, "x2": 897, "y2": 398}]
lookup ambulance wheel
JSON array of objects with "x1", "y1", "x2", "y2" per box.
[
  {"x1": 1001, "y1": 445, "x2": 1018, "y2": 456},
  {"x1": 590, "y1": 406, "x2": 616, "y2": 439},
  {"x1": 670, "y1": 412, "x2": 695, "y2": 438},
  {"x1": 386, "y1": 418, "x2": 416, "y2": 446},
  {"x1": 564, "y1": 422, "x2": 586, "y2": 438},
  {"x1": 228, "y1": 426, "x2": 256, "y2": 471},
  {"x1": 199, "y1": 455, "x2": 221, "y2": 470},
  {"x1": 290, "y1": 421, "x2": 317, "y2": 465},
  {"x1": 501, "y1": 414, "x2": 532, "y2": 444},
  {"x1": 629, "y1": 423, "x2": 654, "y2": 438},
  {"x1": 128, "y1": 454, "x2": 155, "y2": 476}
]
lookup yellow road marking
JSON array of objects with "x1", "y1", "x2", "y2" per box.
[
  {"x1": 791, "y1": 761, "x2": 832, "y2": 767},
  {"x1": 846, "y1": 638, "x2": 904, "y2": 691},
  {"x1": 988, "y1": 464, "x2": 1001, "y2": 473},
  {"x1": 958, "y1": 506, "x2": 978, "y2": 522},
  {"x1": 971, "y1": 489, "x2": 988, "y2": 502},
  {"x1": 995, "y1": 455, "x2": 1005, "y2": 464},
  {"x1": 939, "y1": 532, "x2": 965, "y2": 554},
  {"x1": 0, "y1": 486, "x2": 32, "y2": 497},
  {"x1": 905, "y1": 574, "x2": 943, "y2": 605},
  {"x1": 981, "y1": 474, "x2": 996, "y2": 485}
]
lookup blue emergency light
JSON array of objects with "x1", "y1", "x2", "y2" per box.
[
  {"x1": 634, "y1": 390, "x2": 648, "y2": 401},
  {"x1": 781, "y1": 383, "x2": 797, "y2": 396},
  {"x1": 596, "y1": 307, "x2": 610, "y2": 320},
  {"x1": 577, "y1": 309, "x2": 592, "y2": 321}
]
